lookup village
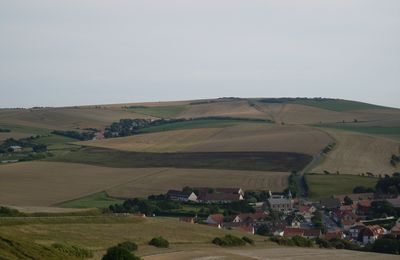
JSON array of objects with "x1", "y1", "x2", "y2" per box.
[{"x1": 157, "y1": 186, "x2": 400, "y2": 248}]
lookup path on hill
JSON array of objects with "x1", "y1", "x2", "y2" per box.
[{"x1": 297, "y1": 152, "x2": 323, "y2": 198}]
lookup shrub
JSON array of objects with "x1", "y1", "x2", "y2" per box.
[
  {"x1": 292, "y1": 236, "x2": 313, "y2": 247},
  {"x1": 242, "y1": 236, "x2": 255, "y2": 245},
  {"x1": 212, "y1": 235, "x2": 246, "y2": 247},
  {"x1": 52, "y1": 243, "x2": 93, "y2": 258},
  {"x1": 315, "y1": 238, "x2": 332, "y2": 248},
  {"x1": 117, "y1": 241, "x2": 138, "y2": 252},
  {"x1": 102, "y1": 246, "x2": 141, "y2": 260},
  {"x1": 149, "y1": 236, "x2": 169, "y2": 248}
]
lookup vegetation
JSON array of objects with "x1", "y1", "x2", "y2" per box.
[
  {"x1": 117, "y1": 241, "x2": 138, "y2": 252},
  {"x1": 305, "y1": 173, "x2": 377, "y2": 199},
  {"x1": 316, "y1": 124, "x2": 400, "y2": 136},
  {"x1": 212, "y1": 235, "x2": 246, "y2": 247},
  {"x1": 311, "y1": 211, "x2": 325, "y2": 232},
  {"x1": 0, "y1": 207, "x2": 25, "y2": 217},
  {"x1": 102, "y1": 245, "x2": 141, "y2": 260},
  {"x1": 52, "y1": 130, "x2": 95, "y2": 141},
  {"x1": 51, "y1": 147, "x2": 312, "y2": 172},
  {"x1": 353, "y1": 186, "x2": 375, "y2": 193},
  {"x1": 0, "y1": 128, "x2": 10, "y2": 132},
  {"x1": 242, "y1": 236, "x2": 255, "y2": 245},
  {"x1": 51, "y1": 243, "x2": 93, "y2": 258},
  {"x1": 125, "y1": 105, "x2": 187, "y2": 118},
  {"x1": 59, "y1": 192, "x2": 124, "y2": 209},
  {"x1": 270, "y1": 236, "x2": 313, "y2": 247},
  {"x1": 376, "y1": 173, "x2": 400, "y2": 195},
  {"x1": 322, "y1": 143, "x2": 335, "y2": 154},
  {"x1": 149, "y1": 236, "x2": 169, "y2": 248},
  {"x1": 390, "y1": 154, "x2": 400, "y2": 167},
  {"x1": 370, "y1": 235, "x2": 400, "y2": 255}
]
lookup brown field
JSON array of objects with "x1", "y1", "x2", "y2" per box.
[
  {"x1": 144, "y1": 247, "x2": 399, "y2": 260},
  {"x1": 0, "y1": 132, "x2": 32, "y2": 141},
  {"x1": 106, "y1": 168, "x2": 289, "y2": 198},
  {"x1": 0, "y1": 107, "x2": 150, "y2": 132},
  {"x1": 79, "y1": 124, "x2": 332, "y2": 155},
  {"x1": 312, "y1": 129, "x2": 400, "y2": 175},
  {"x1": 0, "y1": 161, "x2": 288, "y2": 206}
]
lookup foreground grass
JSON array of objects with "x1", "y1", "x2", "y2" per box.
[
  {"x1": 59, "y1": 192, "x2": 123, "y2": 209},
  {"x1": 306, "y1": 173, "x2": 377, "y2": 199},
  {"x1": 49, "y1": 147, "x2": 312, "y2": 172}
]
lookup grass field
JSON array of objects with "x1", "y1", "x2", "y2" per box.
[
  {"x1": 306, "y1": 173, "x2": 377, "y2": 199},
  {"x1": 315, "y1": 124, "x2": 400, "y2": 135},
  {"x1": 126, "y1": 105, "x2": 187, "y2": 118},
  {"x1": 311, "y1": 129, "x2": 400, "y2": 175},
  {"x1": 0, "y1": 161, "x2": 289, "y2": 207},
  {"x1": 293, "y1": 99, "x2": 387, "y2": 111},
  {"x1": 79, "y1": 124, "x2": 332, "y2": 155},
  {"x1": 58, "y1": 192, "x2": 123, "y2": 209},
  {"x1": 50, "y1": 147, "x2": 312, "y2": 172}
]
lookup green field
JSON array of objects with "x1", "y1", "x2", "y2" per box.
[
  {"x1": 0, "y1": 124, "x2": 50, "y2": 135},
  {"x1": 49, "y1": 147, "x2": 312, "y2": 172},
  {"x1": 138, "y1": 118, "x2": 270, "y2": 134},
  {"x1": 126, "y1": 105, "x2": 187, "y2": 118},
  {"x1": 315, "y1": 125, "x2": 400, "y2": 135},
  {"x1": 306, "y1": 173, "x2": 377, "y2": 199},
  {"x1": 59, "y1": 192, "x2": 124, "y2": 209},
  {"x1": 294, "y1": 99, "x2": 386, "y2": 111}
]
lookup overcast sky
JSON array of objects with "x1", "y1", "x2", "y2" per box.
[{"x1": 1, "y1": 0, "x2": 399, "y2": 108}]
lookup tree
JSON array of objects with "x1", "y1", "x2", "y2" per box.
[
  {"x1": 343, "y1": 196, "x2": 353, "y2": 205},
  {"x1": 372, "y1": 238, "x2": 400, "y2": 254},
  {"x1": 256, "y1": 224, "x2": 270, "y2": 236},
  {"x1": 102, "y1": 246, "x2": 141, "y2": 260}
]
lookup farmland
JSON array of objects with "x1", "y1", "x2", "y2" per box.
[
  {"x1": 305, "y1": 173, "x2": 378, "y2": 200},
  {"x1": 0, "y1": 161, "x2": 290, "y2": 206}
]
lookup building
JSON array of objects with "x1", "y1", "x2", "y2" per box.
[
  {"x1": 297, "y1": 205, "x2": 316, "y2": 221},
  {"x1": 334, "y1": 193, "x2": 374, "y2": 204},
  {"x1": 205, "y1": 214, "x2": 224, "y2": 225},
  {"x1": 196, "y1": 187, "x2": 244, "y2": 203},
  {"x1": 179, "y1": 217, "x2": 195, "y2": 224},
  {"x1": 8, "y1": 145, "x2": 22, "y2": 152},
  {"x1": 348, "y1": 223, "x2": 365, "y2": 240},
  {"x1": 265, "y1": 191, "x2": 293, "y2": 213},
  {"x1": 166, "y1": 190, "x2": 198, "y2": 202},
  {"x1": 283, "y1": 227, "x2": 321, "y2": 239},
  {"x1": 320, "y1": 197, "x2": 341, "y2": 210},
  {"x1": 231, "y1": 225, "x2": 255, "y2": 235},
  {"x1": 324, "y1": 230, "x2": 345, "y2": 240},
  {"x1": 359, "y1": 225, "x2": 386, "y2": 244},
  {"x1": 386, "y1": 196, "x2": 400, "y2": 208},
  {"x1": 232, "y1": 211, "x2": 267, "y2": 224}
]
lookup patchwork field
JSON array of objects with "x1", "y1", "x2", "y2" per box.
[
  {"x1": 0, "y1": 161, "x2": 289, "y2": 207},
  {"x1": 311, "y1": 129, "x2": 400, "y2": 175},
  {"x1": 306, "y1": 173, "x2": 378, "y2": 199},
  {"x1": 79, "y1": 124, "x2": 332, "y2": 155}
]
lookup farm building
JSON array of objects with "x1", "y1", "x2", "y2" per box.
[
  {"x1": 8, "y1": 145, "x2": 22, "y2": 152},
  {"x1": 205, "y1": 214, "x2": 224, "y2": 225},
  {"x1": 166, "y1": 190, "x2": 197, "y2": 202},
  {"x1": 196, "y1": 187, "x2": 244, "y2": 203}
]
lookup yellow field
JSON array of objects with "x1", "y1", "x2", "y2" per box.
[
  {"x1": 312, "y1": 129, "x2": 400, "y2": 175},
  {"x1": 79, "y1": 124, "x2": 332, "y2": 155},
  {"x1": 0, "y1": 161, "x2": 289, "y2": 206}
]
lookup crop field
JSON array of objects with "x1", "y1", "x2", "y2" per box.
[
  {"x1": 292, "y1": 99, "x2": 387, "y2": 111},
  {"x1": 106, "y1": 168, "x2": 289, "y2": 198},
  {"x1": 311, "y1": 129, "x2": 400, "y2": 175},
  {"x1": 59, "y1": 192, "x2": 124, "y2": 209},
  {"x1": 50, "y1": 147, "x2": 312, "y2": 172},
  {"x1": 305, "y1": 173, "x2": 377, "y2": 199},
  {"x1": 0, "y1": 161, "x2": 289, "y2": 207},
  {"x1": 79, "y1": 124, "x2": 332, "y2": 155},
  {"x1": 315, "y1": 124, "x2": 400, "y2": 136},
  {"x1": 126, "y1": 105, "x2": 187, "y2": 118}
]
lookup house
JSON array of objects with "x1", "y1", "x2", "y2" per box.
[
  {"x1": 231, "y1": 225, "x2": 255, "y2": 235},
  {"x1": 196, "y1": 187, "x2": 244, "y2": 203},
  {"x1": 333, "y1": 209, "x2": 358, "y2": 230},
  {"x1": 232, "y1": 211, "x2": 267, "y2": 224},
  {"x1": 334, "y1": 193, "x2": 374, "y2": 204},
  {"x1": 359, "y1": 225, "x2": 386, "y2": 244},
  {"x1": 390, "y1": 222, "x2": 400, "y2": 237},
  {"x1": 205, "y1": 214, "x2": 224, "y2": 225},
  {"x1": 265, "y1": 191, "x2": 293, "y2": 213},
  {"x1": 386, "y1": 196, "x2": 400, "y2": 208},
  {"x1": 179, "y1": 217, "x2": 195, "y2": 224},
  {"x1": 283, "y1": 227, "x2": 321, "y2": 239},
  {"x1": 166, "y1": 190, "x2": 197, "y2": 202},
  {"x1": 320, "y1": 197, "x2": 341, "y2": 210},
  {"x1": 357, "y1": 199, "x2": 372, "y2": 216},
  {"x1": 297, "y1": 205, "x2": 316, "y2": 221},
  {"x1": 339, "y1": 204, "x2": 357, "y2": 214},
  {"x1": 348, "y1": 223, "x2": 365, "y2": 240},
  {"x1": 8, "y1": 145, "x2": 22, "y2": 152},
  {"x1": 303, "y1": 229, "x2": 321, "y2": 239},
  {"x1": 324, "y1": 230, "x2": 344, "y2": 240}
]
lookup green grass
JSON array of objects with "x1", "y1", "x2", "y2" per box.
[
  {"x1": 138, "y1": 118, "x2": 270, "y2": 134},
  {"x1": 0, "y1": 124, "x2": 50, "y2": 135},
  {"x1": 294, "y1": 99, "x2": 387, "y2": 111},
  {"x1": 306, "y1": 173, "x2": 377, "y2": 199},
  {"x1": 49, "y1": 147, "x2": 312, "y2": 172},
  {"x1": 315, "y1": 124, "x2": 400, "y2": 135},
  {"x1": 126, "y1": 105, "x2": 187, "y2": 118},
  {"x1": 59, "y1": 192, "x2": 124, "y2": 209}
]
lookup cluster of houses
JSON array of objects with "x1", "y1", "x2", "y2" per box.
[{"x1": 167, "y1": 187, "x2": 400, "y2": 246}]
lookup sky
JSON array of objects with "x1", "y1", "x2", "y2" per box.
[{"x1": 0, "y1": 0, "x2": 399, "y2": 108}]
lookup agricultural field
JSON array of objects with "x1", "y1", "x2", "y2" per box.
[
  {"x1": 79, "y1": 124, "x2": 332, "y2": 155},
  {"x1": 59, "y1": 192, "x2": 124, "y2": 209},
  {"x1": 306, "y1": 173, "x2": 378, "y2": 199},
  {"x1": 125, "y1": 105, "x2": 187, "y2": 118},
  {"x1": 0, "y1": 161, "x2": 289, "y2": 207},
  {"x1": 311, "y1": 129, "x2": 400, "y2": 175}
]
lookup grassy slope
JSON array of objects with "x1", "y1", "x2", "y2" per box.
[
  {"x1": 59, "y1": 192, "x2": 124, "y2": 209},
  {"x1": 306, "y1": 173, "x2": 377, "y2": 199},
  {"x1": 294, "y1": 99, "x2": 387, "y2": 111},
  {"x1": 0, "y1": 235, "x2": 77, "y2": 260},
  {"x1": 126, "y1": 105, "x2": 187, "y2": 118},
  {"x1": 50, "y1": 147, "x2": 312, "y2": 172}
]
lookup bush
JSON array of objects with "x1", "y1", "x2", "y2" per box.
[
  {"x1": 242, "y1": 236, "x2": 255, "y2": 245},
  {"x1": 149, "y1": 236, "x2": 169, "y2": 248},
  {"x1": 315, "y1": 238, "x2": 332, "y2": 248},
  {"x1": 117, "y1": 241, "x2": 138, "y2": 252},
  {"x1": 372, "y1": 237, "x2": 400, "y2": 255},
  {"x1": 102, "y1": 246, "x2": 141, "y2": 260},
  {"x1": 52, "y1": 243, "x2": 93, "y2": 258},
  {"x1": 256, "y1": 224, "x2": 270, "y2": 236},
  {"x1": 212, "y1": 235, "x2": 246, "y2": 247},
  {"x1": 329, "y1": 238, "x2": 360, "y2": 250},
  {"x1": 292, "y1": 236, "x2": 313, "y2": 247}
]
